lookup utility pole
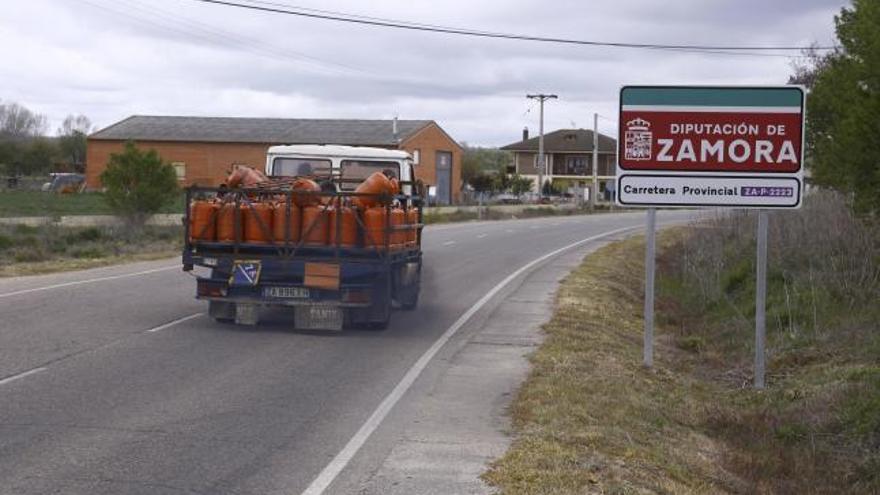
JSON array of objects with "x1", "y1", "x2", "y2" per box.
[
  {"x1": 591, "y1": 112, "x2": 599, "y2": 209},
  {"x1": 527, "y1": 94, "x2": 557, "y2": 198}
]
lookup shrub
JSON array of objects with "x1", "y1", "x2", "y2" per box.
[{"x1": 100, "y1": 141, "x2": 179, "y2": 227}]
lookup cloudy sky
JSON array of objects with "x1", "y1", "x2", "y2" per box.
[{"x1": 2, "y1": 0, "x2": 845, "y2": 146}]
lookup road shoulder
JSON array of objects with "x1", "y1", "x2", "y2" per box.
[{"x1": 349, "y1": 234, "x2": 633, "y2": 494}]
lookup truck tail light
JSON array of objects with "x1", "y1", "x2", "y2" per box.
[{"x1": 198, "y1": 281, "x2": 228, "y2": 297}]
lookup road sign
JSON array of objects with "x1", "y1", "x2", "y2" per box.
[{"x1": 616, "y1": 86, "x2": 805, "y2": 208}]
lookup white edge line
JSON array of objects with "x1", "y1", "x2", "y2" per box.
[
  {"x1": 0, "y1": 367, "x2": 47, "y2": 386},
  {"x1": 442, "y1": 240, "x2": 456, "y2": 246},
  {"x1": 0, "y1": 265, "x2": 179, "y2": 300},
  {"x1": 299, "y1": 224, "x2": 641, "y2": 495},
  {"x1": 146, "y1": 312, "x2": 203, "y2": 333}
]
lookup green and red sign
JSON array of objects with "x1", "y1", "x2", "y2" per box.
[{"x1": 616, "y1": 86, "x2": 805, "y2": 208}]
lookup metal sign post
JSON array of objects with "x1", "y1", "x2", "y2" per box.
[
  {"x1": 754, "y1": 210, "x2": 769, "y2": 388},
  {"x1": 615, "y1": 86, "x2": 805, "y2": 386},
  {"x1": 644, "y1": 208, "x2": 656, "y2": 367}
]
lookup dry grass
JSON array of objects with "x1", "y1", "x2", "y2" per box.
[
  {"x1": 485, "y1": 191, "x2": 879, "y2": 494},
  {"x1": 484, "y1": 235, "x2": 743, "y2": 494},
  {"x1": 0, "y1": 250, "x2": 178, "y2": 277}
]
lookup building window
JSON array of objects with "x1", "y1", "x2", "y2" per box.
[
  {"x1": 553, "y1": 155, "x2": 589, "y2": 176},
  {"x1": 412, "y1": 149, "x2": 420, "y2": 165},
  {"x1": 172, "y1": 162, "x2": 186, "y2": 180}
]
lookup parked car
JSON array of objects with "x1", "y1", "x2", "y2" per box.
[
  {"x1": 42, "y1": 173, "x2": 85, "y2": 193},
  {"x1": 490, "y1": 193, "x2": 522, "y2": 205}
]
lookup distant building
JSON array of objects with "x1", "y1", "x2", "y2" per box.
[
  {"x1": 87, "y1": 115, "x2": 463, "y2": 204},
  {"x1": 500, "y1": 128, "x2": 617, "y2": 201}
]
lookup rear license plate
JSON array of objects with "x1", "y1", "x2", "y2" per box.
[
  {"x1": 263, "y1": 286, "x2": 310, "y2": 299},
  {"x1": 296, "y1": 305, "x2": 343, "y2": 331}
]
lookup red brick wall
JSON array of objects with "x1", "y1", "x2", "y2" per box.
[
  {"x1": 87, "y1": 125, "x2": 463, "y2": 203},
  {"x1": 85, "y1": 140, "x2": 272, "y2": 189},
  {"x1": 400, "y1": 123, "x2": 462, "y2": 204}
]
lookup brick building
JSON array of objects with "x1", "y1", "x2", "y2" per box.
[{"x1": 87, "y1": 115, "x2": 463, "y2": 204}]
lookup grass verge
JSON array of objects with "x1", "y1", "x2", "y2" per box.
[
  {"x1": 485, "y1": 192, "x2": 879, "y2": 494},
  {"x1": 0, "y1": 224, "x2": 181, "y2": 277},
  {"x1": 483, "y1": 233, "x2": 738, "y2": 494}
]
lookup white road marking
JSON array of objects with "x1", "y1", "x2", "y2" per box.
[
  {"x1": 442, "y1": 240, "x2": 456, "y2": 246},
  {"x1": 476, "y1": 233, "x2": 487, "y2": 239},
  {"x1": 505, "y1": 229, "x2": 515, "y2": 233},
  {"x1": 299, "y1": 224, "x2": 641, "y2": 495},
  {"x1": 0, "y1": 367, "x2": 47, "y2": 386},
  {"x1": 146, "y1": 312, "x2": 203, "y2": 333},
  {"x1": 0, "y1": 265, "x2": 178, "y2": 300}
]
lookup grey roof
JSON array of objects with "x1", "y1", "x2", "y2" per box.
[
  {"x1": 500, "y1": 128, "x2": 617, "y2": 153},
  {"x1": 90, "y1": 115, "x2": 434, "y2": 145}
]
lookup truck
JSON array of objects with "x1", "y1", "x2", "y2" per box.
[{"x1": 182, "y1": 145, "x2": 424, "y2": 330}]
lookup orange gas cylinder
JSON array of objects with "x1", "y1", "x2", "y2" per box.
[
  {"x1": 189, "y1": 199, "x2": 218, "y2": 242},
  {"x1": 389, "y1": 177, "x2": 400, "y2": 196},
  {"x1": 242, "y1": 200, "x2": 273, "y2": 244},
  {"x1": 216, "y1": 202, "x2": 239, "y2": 242},
  {"x1": 362, "y1": 206, "x2": 389, "y2": 250},
  {"x1": 301, "y1": 205, "x2": 329, "y2": 246},
  {"x1": 226, "y1": 165, "x2": 268, "y2": 188},
  {"x1": 272, "y1": 201, "x2": 301, "y2": 244},
  {"x1": 329, "y1": 205, "x2": 358, "y2": 248},
  {"x1": 390, "y1": 206, "x2": 406, "y2": 249},
  {"x1": 292, "y1": 178, "x2": 321, "y2": 207},
  {"x1": 353, "y1": 172, "x2": 392, "y2": 209},
  {"x1": 406, "y1": 207, "x2": 419, "y2": 246}
]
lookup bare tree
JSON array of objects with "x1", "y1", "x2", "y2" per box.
[{"x1": 0, "y1": 101, "x2": 48, "y2": 139}]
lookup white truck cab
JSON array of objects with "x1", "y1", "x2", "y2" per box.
[{"x1": 265, "y1": 144, "x2": 415, "y2": 195}]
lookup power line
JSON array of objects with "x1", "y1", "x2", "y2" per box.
[
  {"x1": 189, "y1": 0, "x2": 836, "y2": 53},
  {"x1": 77, "y1": 0, "x2": 372, "y2": 76}
]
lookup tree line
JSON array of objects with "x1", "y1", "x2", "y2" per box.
[
  {"x1": 0, "y1": 100, "x2": 92, "y2": 177},
  {"x1": 792, "y1": 0, "x2": 879, "y2": 214},
  {"x1": 461, "y1": 145, "x2": 534, "y2": 197}
]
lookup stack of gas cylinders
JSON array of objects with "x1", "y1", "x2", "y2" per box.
[{"x1": 189, "y1": 168, "x2": 419, "y2": 250}]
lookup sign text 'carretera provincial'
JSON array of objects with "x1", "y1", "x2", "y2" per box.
[{"x1": 616, "y1": 86, "x2": 805, "y2": 208}]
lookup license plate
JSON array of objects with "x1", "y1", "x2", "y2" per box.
[
  {"x1": 296, "y1": 305, "x2": 343, "y2": 331},
  {"x1": 263, "y1": 286, "x2": 310, "y2": 299}
]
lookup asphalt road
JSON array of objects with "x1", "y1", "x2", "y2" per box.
[{"x1": 0, "y1": 211, "x2": 692, "y2": 495}]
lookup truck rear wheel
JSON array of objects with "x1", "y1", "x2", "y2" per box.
[
  {"x1": 365, "y1": 275, "x2": 392, "y2": 330},
  {"x1": 394, "y1": 261, "x2": 421, "y2": 310}
]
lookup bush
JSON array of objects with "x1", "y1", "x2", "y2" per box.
[{"x1": 100, "y1": 141, "x2": 179, "y2": 227}]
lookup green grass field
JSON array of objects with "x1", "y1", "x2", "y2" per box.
[{"x1": 0, "y1": 191, "x2": 184, "y2": 218}]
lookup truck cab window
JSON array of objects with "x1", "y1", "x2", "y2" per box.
[{"x1": 272, "y1": 158, "x2": 331, "y2": 177}]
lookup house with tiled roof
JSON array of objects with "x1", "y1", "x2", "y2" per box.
[{"x1": 500, "y1": 128, "x2": 617, "y2": 201}]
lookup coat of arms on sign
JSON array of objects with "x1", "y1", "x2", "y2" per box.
[{"x1": 624, "y1": 118, "x2": 652, "y2": 161}]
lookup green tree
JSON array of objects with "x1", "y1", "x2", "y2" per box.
[
  {"x1": 509, "y1": 174, "x2": 533, "y2": 196},
  {"x1": 57, "y1": 114, "x2": 92, "y2": 172},
  {"x1": 800, "y1": 0, "x2": 880, "y2": 213},
  {"x1": 469, "y1": 172, "x2": 496, "y2": 195},
  {"x1": 20, "y1": 138, "x2": 58, "y2": 176},
  {"x1": 100, "y1": 142, "x2": 178, "y2": 226},
  {"x1": 461, "y1": 144, "x2": 511, "y2": 187}
]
